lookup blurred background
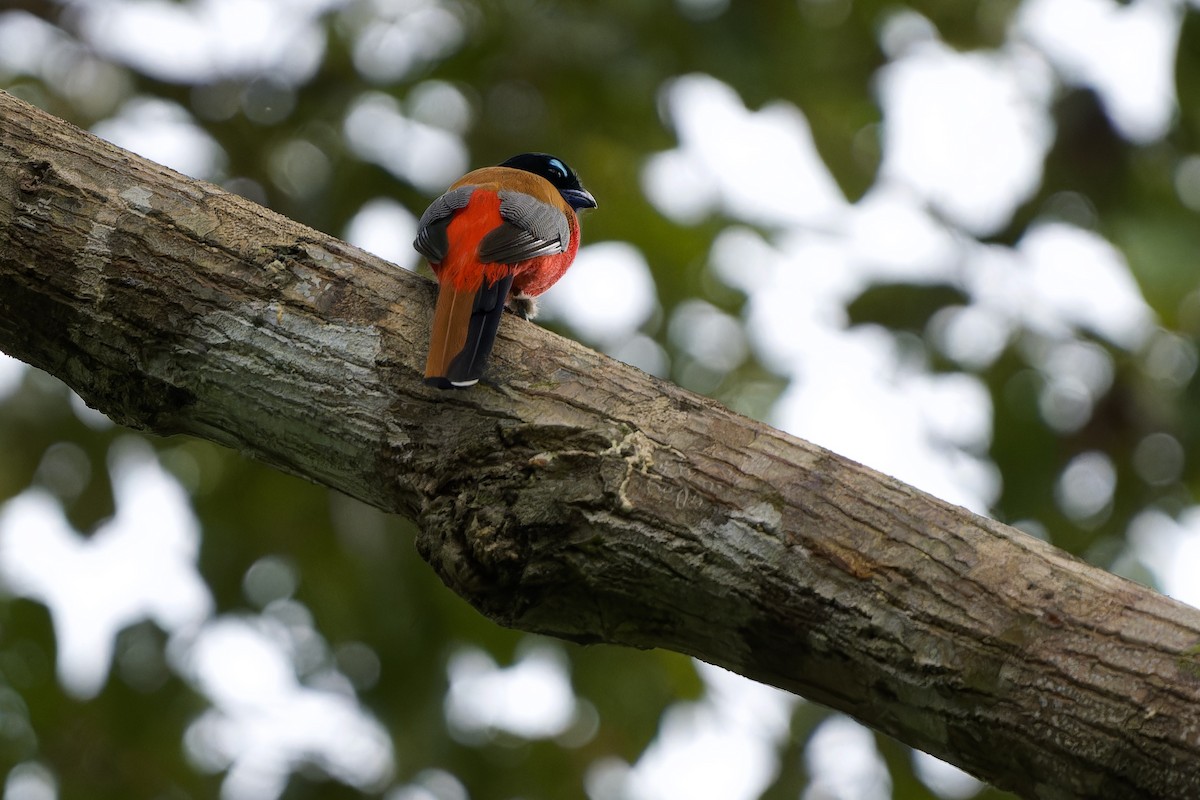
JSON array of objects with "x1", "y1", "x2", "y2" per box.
[{"x1": 2, "y1": 0, "x2": 1199, "y2": 798}]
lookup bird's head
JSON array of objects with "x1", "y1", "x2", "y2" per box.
[{"x1": 500, "y1": 152, "x2": 597, "y2": 212}]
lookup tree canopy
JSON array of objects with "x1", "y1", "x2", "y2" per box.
[{"x1": 2, "y1": 1, "x2": 1200, "y2": 799}]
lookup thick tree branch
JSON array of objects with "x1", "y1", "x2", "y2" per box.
[{"x1": 2, "y1": 90, "x2": 1199, "y2": 799}]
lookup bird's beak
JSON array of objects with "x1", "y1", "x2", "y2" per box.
[{"x1": 562, "y1": 188, "x2": 597, "y2": 211}]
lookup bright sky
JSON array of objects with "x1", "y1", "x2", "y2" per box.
[{"x1": 0, "y1": 0, "x2": 1195, "y2": 799}]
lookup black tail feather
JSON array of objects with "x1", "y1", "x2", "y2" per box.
[{"x1": 433, "y1": 273, "x2": 515, "y2": 389}]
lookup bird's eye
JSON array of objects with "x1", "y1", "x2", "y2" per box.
[{"x1": 547, "y1": 158, "x2": 567, "y2": 179}]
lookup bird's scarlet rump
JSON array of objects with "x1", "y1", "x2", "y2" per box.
[{"x1": 414, "y1": 153, "x2": 596, "y2": 389}]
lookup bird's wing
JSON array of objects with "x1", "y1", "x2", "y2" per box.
[
  {"x1": 413, "y1": 185, "x2": 477, "y2": 263},
  {"x1": 476, "y1": 190, "x2": 570, "y2": 264}
]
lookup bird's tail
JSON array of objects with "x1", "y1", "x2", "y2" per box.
[{"x1": 424, "y1": 273, "x2": 515, "y2": 389}]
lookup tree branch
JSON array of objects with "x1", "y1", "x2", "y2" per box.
[{"x1": 2, "y1": 90, "x2": 1198, "y2": 799}]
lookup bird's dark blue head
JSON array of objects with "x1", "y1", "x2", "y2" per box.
[{"x1": 501, "y1": 152, "x2": 597, "y2": 211}]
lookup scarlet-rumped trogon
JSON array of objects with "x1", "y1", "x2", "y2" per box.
[{"x1": 414, "y1": 153, "x2": 596, "y2": 389}]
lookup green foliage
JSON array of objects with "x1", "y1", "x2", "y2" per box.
[{"x1": 3, "y1": 0, "x2": 1200, "y2": 798}]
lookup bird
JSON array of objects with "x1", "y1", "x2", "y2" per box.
[{"x1": 414, "y1": 153, "x2": 596, "y2": 389}]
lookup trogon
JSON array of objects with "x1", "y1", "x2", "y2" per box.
[{"x1": 414, "y1": 153, "x2": 597, "y2": 389}]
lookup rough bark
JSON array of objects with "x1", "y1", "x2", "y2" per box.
[{"x1": 2, "y1": 90, "x2": 1199, "y2": 799}]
